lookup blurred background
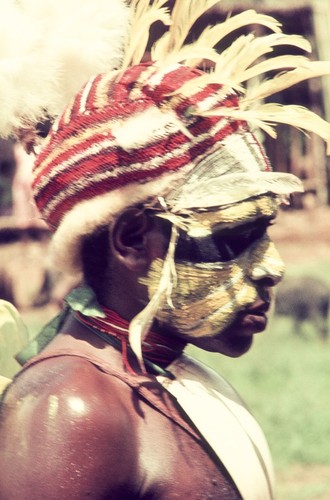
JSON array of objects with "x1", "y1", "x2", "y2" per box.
[{"x1": 1, "y1": 1, "x2": 330, "y2": 499}]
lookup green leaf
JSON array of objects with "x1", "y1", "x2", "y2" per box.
[{"x1": 65, "y1": 286, "x2": 105, "y2": 318}]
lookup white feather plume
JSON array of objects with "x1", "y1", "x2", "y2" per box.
[
  {"x1": 129, "y1": 225, "x2": 178, "y2": 369},
  {"x1": 0, "y1": 0, "x2": 130, "y2": 138},
  {"x1": 196, "y1": 103, "x2": 330, "y2": 154},
  {"x1": 152, "y1": 9, "x2": 283, "y2": 66},
  {"x1": 122, "y1": 0, "x2": 170, "y2": 69}
]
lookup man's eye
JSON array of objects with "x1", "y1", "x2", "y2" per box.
[
  {"x1": 175, "y1": 219, "x2": 273, "y2": 264},
  {"x1": 212, "y1": 222, "x2": 269, "y2": 260}
]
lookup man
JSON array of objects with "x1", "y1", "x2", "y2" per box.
[
  {"x1": 0, "y1": 199, "x2": 282, "y2": 499},
  {"x1": 1, "y1": 1, "x2": 330, "y2": 499}
]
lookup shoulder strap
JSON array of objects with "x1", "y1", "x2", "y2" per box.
[
  {"x1": 19, "y1": 348, "x2": 201, "y2": 442},
  {"x1": 157, "y1": 354, "x2": 274, "y2": 500}
]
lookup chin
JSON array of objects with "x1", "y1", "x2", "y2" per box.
[
  {"x1": 156, "y1": 311, "x2": 267, "y2": 358},
  {"x1": 190, "y1": 332, "x2": 254, "y2": 358},
  {"x1": 188, "y1": 312, "x2": 268, "y2": 357}
]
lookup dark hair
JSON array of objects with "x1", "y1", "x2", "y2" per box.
[{"x1": 81, "y1": 226, "x2": 110, "y2": 299}]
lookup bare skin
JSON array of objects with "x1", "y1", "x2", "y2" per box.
[
  {"x1": 0, "y1": 208, "x2": 280, "y2": 499},
  {"x1": 0, "y1": 318, "x2": 241, "y2": 499}
]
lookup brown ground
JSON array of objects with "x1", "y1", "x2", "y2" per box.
[
  {"x1": 270, "y1": 205, "x2": 330, "y2": 265},
  {"x1": 277, "y1": 464, "x2": 330, "y2": 500}
]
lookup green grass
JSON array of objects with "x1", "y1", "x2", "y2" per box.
[{"x1": 188, "y1": 318, "x2": 330, "y2": 468}]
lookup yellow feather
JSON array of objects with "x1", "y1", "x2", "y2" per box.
[
  {"x1": 215, "y1": 33, "x2": 311, "y2": 81},
  {"x1": 236, "y1": 55, "x2": 310, "y2": 84},
  {"x1": 196, "y1": 103, "x2": 330, "y2": 154},
  {"x1": 122, "y1": 0, "x2": 170, "y2": 69},
  {"x1": 164, "y1": 0, "x2": 220, "y2": 53},
  {"x1": 244, "y1": 60, "x2": 330, "y2": 103},
  {"x1": 215, "y1": 34, "x2": 256, "y2": 80},
  {"x1": 168, "y1": 71, "x2": 244, "y2": 99},
  {"x1": 192, "y1": 106, "x2": 278, "y2": 136},
  {"x1": 194, "y1": 9, "x2": 282, "y2": 50}
]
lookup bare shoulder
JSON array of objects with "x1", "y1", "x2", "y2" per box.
[
  {"x1": 1, "y1": 355, "x2": 134, "y2": 432},
  {"x1": 0, "y1": 355, "x2": 141, "y2": 499}
]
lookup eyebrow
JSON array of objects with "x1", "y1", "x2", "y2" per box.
[
  {"x1": 212, "y1": 214, "x2": 276, "y2": 234},
  {"x1": 185, "y1": 195, "x2": 279, "y2": 228},
  {"x1": 175, "y1": 216, "x2": 274, "y2": 263}
]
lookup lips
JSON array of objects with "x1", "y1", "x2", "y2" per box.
[
  {"x1": 186, "y1": 298, "x2": 271, "y2": 357},
  {"x1": 235, "y1": 299, "x2": 271, "y2": 334},
  {"x1": 245, "y1": 298, "x2": 271, "y2": 315}
]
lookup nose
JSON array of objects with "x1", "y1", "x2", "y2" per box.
[{"x1": 247, "y1": 238, "x2": 285, "y2": 287}]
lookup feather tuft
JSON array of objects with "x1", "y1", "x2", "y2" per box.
[
  {"x1": 244, "y1": 61, "x2": 330, "y2": 103},
  {"x1": 153, "y1": 9, "x2": 283, "y2": 67},
  {"x1": 197, "y1": 103, "x2": 330, "y2": 154},
  {"x1": 214, "y1": 33, "x2": 311, "y2": 84},
  {"x1": 0, "y1": 0, "x2": 130, "y2": 139},
  {"x1": 122, "y1": 0, "x2": 171, "y2": 69},
  {"x1": 165, "y1": 0, "x2": 220, "y2": 54}
]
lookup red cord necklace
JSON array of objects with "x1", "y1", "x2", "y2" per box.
[{"x1": 75, "y1": 306, "x2": 186, "y2": 374}]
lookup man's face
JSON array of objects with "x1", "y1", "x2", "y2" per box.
[{"x1": 144, "y1": 195, "x2": 285, "y2": 357}]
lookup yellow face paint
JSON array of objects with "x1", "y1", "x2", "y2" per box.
[
  {"x1": 168, "y1": 195, "x2": 279, "y2": 237},
  {"x1": 143, "y1": 195, "x2": 285, "y2": 339},
  {"x1": 206, "y1": 195, "x2": 277, "y2": 223}
]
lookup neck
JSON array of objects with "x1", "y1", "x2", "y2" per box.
[{"x1": 74, "y1": 306, "x2": 187, "y2": 372}]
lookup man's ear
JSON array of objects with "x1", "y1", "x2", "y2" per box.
[{"x1": 111, "y1": 208, "x2": 150, "y2": 272}]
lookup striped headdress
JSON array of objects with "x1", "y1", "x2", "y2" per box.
[{"x1": 33, "y1": 62, "x2": 282, "y2": 274}]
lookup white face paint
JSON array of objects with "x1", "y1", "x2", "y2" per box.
[{"x1": 143, "y1": 195, "x2": 285, "y2": 339}]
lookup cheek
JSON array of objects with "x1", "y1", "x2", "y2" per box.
[{"x1": 145, "y1": 259, "x2": 259, "y2": 338}]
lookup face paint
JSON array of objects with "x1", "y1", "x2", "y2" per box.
[
  {"x1": 142, "y1": 195, "x2": 285, "y2": 339},
  {"x1": 161, "y1": 194, "x2": 279, "y2": 238}
]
